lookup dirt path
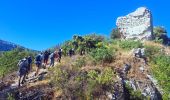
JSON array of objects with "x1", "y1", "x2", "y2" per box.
[{"x1": 0, "y1": 61, "x2": 59, "y2": 99}]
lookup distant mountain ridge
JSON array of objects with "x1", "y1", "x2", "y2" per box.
[
  {"x1": 0, "y1": 39, "x2": 39, "y2": 52},
  {"x1": 0, "y1": 39, "x2": 19, "y2": 51}
]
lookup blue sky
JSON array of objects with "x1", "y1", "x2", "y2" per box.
[{"x1": 0, "y1": 0, "x2": 169, "y2": 50}]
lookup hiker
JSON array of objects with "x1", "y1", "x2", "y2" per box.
[
  {"x1": 80, "y1": 49, "x2": 85, "y2": 55},
  {"x1": 26, "y1": 56, "x2": 32, "y2": 79},
  {"x1": 69, "y1": 49, "x2": 73, "y2": 57},
  {"x1": 35, "y1": 53, "x2": 43, "y2": 76},
  {"x1": 55, "y1": 51, "x2": 59, "y2": 62},
  {"x1": 49, "y1": 51, "x2": 57, "y2": 67},
  {"x1": 18, "y1": 57, "x2": 29, "y2": 87},
  {"x1": 72, "y1": 48, "x2": 75, "y2": 55},
  {"x1": 58, "y1": 48, "x2": 62, "y2": 63},
  {"x1": 43, "y1": 50, "x2": 50, "y2": 65}
]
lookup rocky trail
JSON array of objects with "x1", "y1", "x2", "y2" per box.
[{"x1": 0, "y1": 62, "x2": 58, "y2": 100}]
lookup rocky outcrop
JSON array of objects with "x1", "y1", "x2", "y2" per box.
[{"x1": 116, "y1": 7, "x2": 153, "y2": 40}]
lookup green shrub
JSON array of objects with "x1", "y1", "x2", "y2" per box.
[
  {"x1": 89, "y1": 47, "x2": 114, "y2": 64},
  {"x1": 61, "y1": 34, "x2": 105, "y2": 56},
  {"x1": 110, "y1": 39, "x2": 120, "y2": 45},
  {"x1": 61, "y1": 40, "x2": 73, "y2": 56},
  {"x1": 151, "y1": 55, "x2": 170, "y2": 99},
  {"x1": 86, "y1": 68, "x2": 115, "y2": 98},
  {"x1": 144, "y1": 45, "x2": 161, "y2": 60},
  {"x1": 154, "y1": 37, "x2": 163, "y2": 44},
  {"x1": 125, "y1": 84, "x2": 146, "y2": 100},
  {"x1": 0, "y1": 48, "x2": 35, "y2": 77},
  {"x1": 73, "y1": 57, "x2": 86, "y2": 68},
  {"x1": 153, "y1": 26, "x2": 167, "y2": 37},
  {"x1": 50, "y1": 66, "x2": 69, "y2": 89},
  {"x1": 96, "y1": 67, "x2": 115, "y2": 85},
  {"x1": 119, "y1": 40, "x2": 143, "y2": 50},
  {"x1": 110, "y1": 28, "x2": 121, "y2": 39},
  {"x1": 50, "y1": 62, "x2": 115, "y2": 99},
  {"x1": 7, "y1": 93, "x2": 15, "y2": 100}
]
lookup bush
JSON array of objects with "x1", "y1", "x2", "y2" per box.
[
  {"x1": 89, "y1": 47, "x2": 114, "y2": 64},
  {"x1": 144, "y1": 45, "x2": 161, "y2": 60},
  {"x1": 50, "y1": 66, "x2": 69, "y2": 89},
  {"x1": 119, "y1": 40, "x2": 143, "y2": 50},
  {"x1": 151, "y1": 55, "x2": 170, "y2": 99},
  {"x1": 0, "y1": 48, "x2": 35, "y2": 77},
  {"x1": 61, "y1": 40, "x2": 73, "y2": 56},
  {"x1": 61, "y1": 34, "x2": 105, "y2": 56},
  {"x1": 154, "y1": 37, "x2": 163, "y2": 44},
  {"x1": 125, "y1": 84, "x2": 146, "y2": 100},
  {"x1": 153, "y1": 26, "x2": 167, "y2": 37},
  {"x1": 110, "y1": 28, "x2": 121, "y2": 39},
  {"x1": 86, "y1": 68, "x2": 115, "y2": 98},
  {"x1": 50, "y1": 64, "x2": 115, "y2": 99},
  {"x1": 72, "y1": 57, "x2": 86, "y2": 68}
]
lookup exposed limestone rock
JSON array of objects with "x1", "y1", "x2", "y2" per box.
[
  {"x1": 132, "y1": 48, "x2": 145, "y2": 58},
  {"x1": 116, "y1": 7, "x2": 153, "y2": 40}
]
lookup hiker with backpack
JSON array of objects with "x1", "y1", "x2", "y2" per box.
[
  {"x1": 43, "y1": 50, "x2": 50, "y2": 66},
  {"x1": 26, "y1": 56, "x2": 32, "y2": 79},
  {"x1": 49, "y1": 51, "x2": 57, "y2": 67},
  {"x1": 69, "y1": 49, "x2": 73, "y2": 57},
  {"x1": 18, "y1": 57, "x2": 29, "y2": 87},
  {"x1": 58, "y1": 48, "x2": 62, "y2": 63},
  {"x1": 35, "y1": 52, "x2": 43, "y2": 76}
]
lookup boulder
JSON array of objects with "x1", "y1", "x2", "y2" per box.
[
  {"x1": 132, "y1": 48, "x2": 145, "y2": 58},
  {"x1": 123, "y1": 64, "x2": 131, "y2": 74},
  {"x1": 116, "y1": 7, "x2": 153, "y2": 40}
]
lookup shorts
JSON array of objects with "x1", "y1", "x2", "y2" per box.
[
  {"x1": 19, "y1": 68, "x2": 27, "y2": 77},
  {"x1": 35, "y1": 61, "x2": 42, "y2": 68},
  {"x1": 26, "y1": 64, "x2": 31, "y2": 73}
]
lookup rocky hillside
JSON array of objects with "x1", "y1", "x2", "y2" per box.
[
  {"x1": 0, "y1": 7, "x2": 170, "y2": 100},
  {"x1": 0, "y1": 36, "x2": 170, "y2": 100}
]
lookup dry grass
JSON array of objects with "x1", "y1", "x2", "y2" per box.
[
  {"x1": 144, "y1": 41, "x2": 163, "y2": 47},
  {"x1": 26, "y1": 80, "x2": 50, "y2": 88}
]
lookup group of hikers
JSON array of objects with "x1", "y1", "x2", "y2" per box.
[{"x1": 17, "y1": 48, "x2": 62, "y2": 87}]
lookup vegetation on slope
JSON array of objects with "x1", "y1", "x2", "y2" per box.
[
  {"x1": 151, "y1": 55, "x2": 170, "y2": 99},
  {"x1": 0, "y1": 48, "x2": 36, "y2": 78}
]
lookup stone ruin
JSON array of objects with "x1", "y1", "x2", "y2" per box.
[{"x1": 116, "y1": 7, "x2": 153, "y2": 40}]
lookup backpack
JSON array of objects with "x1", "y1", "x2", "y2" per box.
[
  {"x1": 18, "y1": 60, "x2": 24, "y2": 68},
  {"x1": 18, "y1": 59, "x2": 28, "y2": 70},
  {"x1": 28, "y1": 57, "x2": 32, "y2": 64},
  {"x1": 35, "y1": 54, "x2": 41, "y2": 61},
  {"x1": 50, "y1": 53, "x2": 54, "y2": 59}
]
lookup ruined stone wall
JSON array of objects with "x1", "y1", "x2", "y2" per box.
[{"x1": 116, "y1": 7, "x2": 153, "y2": 40}]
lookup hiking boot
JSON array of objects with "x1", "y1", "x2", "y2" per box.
[
  {"x1": 26, "y1": 76, "x2": 29, "y2": 79},
  {"x1": 34, "y1": 73, "x2": 37, "y2": 76},
  {"x1": 21, "y1": 81, "x2": 24, "y2": 84}
]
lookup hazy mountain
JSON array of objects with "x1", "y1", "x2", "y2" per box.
[
  {"x1": 0, "y1": 39, "x2": 19, "y2": 51},
  {"x1": 0, "y1": 39, "x2": 39, "y2": 53}
]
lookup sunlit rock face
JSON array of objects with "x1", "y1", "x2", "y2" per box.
[{"x1": 116, "y1": 7, "x2": 153, "y2": 40}]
